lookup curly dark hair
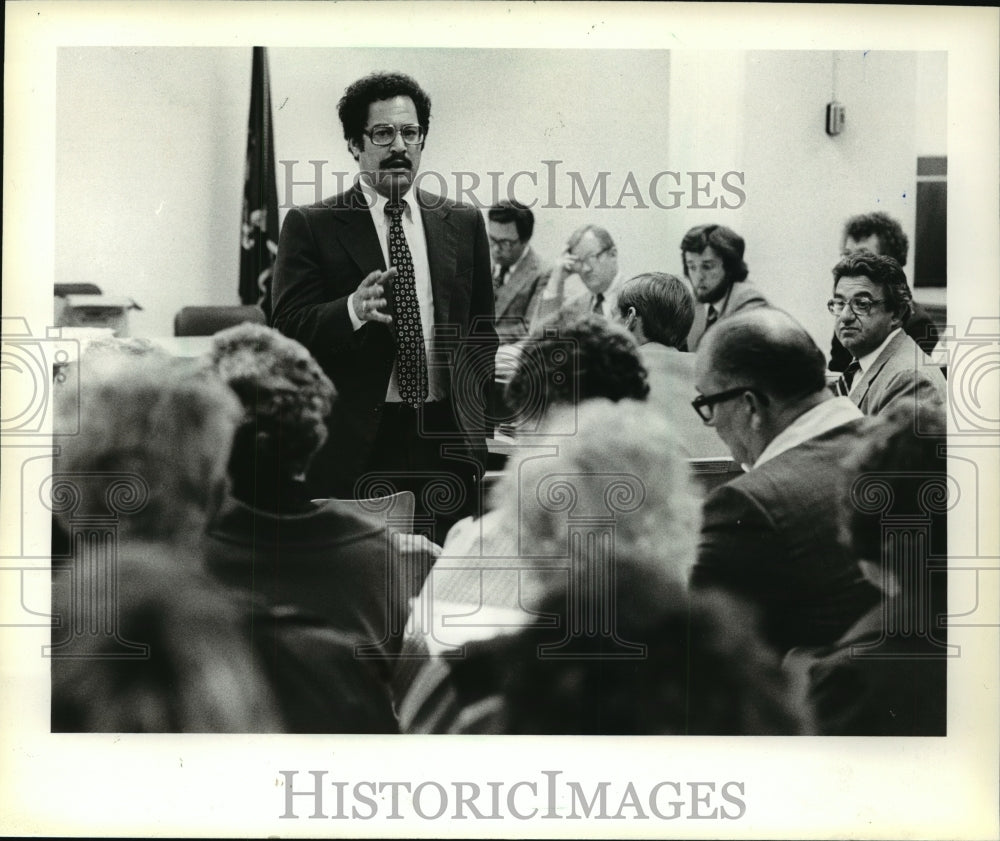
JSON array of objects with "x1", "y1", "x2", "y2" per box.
[
  {"x1": 506, "y1": 312, "x2": 649, "y2": 418},
  {"x1": 337, "y1": 72, "x2": 432, "y2": 149},
  {"x1": 208, "y1": 323, "x2": 336, "y2": 479},
  {"x1": 832, "y1": 251, "x2": 913, "y2": 323},
  {"x1": 680, "y1": 224, "x2": 748, "y2": 284},
  {"x1": 842, "y1": 211, "x2": 909, "y2": 267}
]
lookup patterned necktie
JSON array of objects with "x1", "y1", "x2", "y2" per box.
[
  {"x1": 705, "y1": 305, "x2": 719, "y2": 329},
  {"x1": 592, "y1": 292, "x2": 605, "y2": 315},
  {"x1": 837, "y1": 359, "x2": 861, "y2": 397},
  {"x1": 385, "y1": 200, "x2": 428, "y2": 407}
]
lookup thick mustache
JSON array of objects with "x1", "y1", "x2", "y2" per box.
[{"x1": 380, "y1": 157, "x2": 412, "y2": 170}]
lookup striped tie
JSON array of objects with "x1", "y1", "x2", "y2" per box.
[{"x1": 837, "y1": 359, "x2": 861, "y2": 397}]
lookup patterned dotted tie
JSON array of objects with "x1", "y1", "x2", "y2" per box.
[
  {"x1": 837, "y1": 359, "x2": 861, "y2": 397},
  {"x1": 386, "y1": 200, "x2": 428, "y2": 408}
]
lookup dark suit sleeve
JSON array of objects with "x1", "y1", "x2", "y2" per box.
[
  {"x1": 691, "y1": 482, "x2": 783, "y2": 604},
  {"x1": 270, "y1": 207, "x2": 357, "y2": 353},
  {"x1": 464, "y1": 209, "x2": 499, "y2": 437}
]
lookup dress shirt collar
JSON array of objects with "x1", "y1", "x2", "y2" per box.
[
  {"x1": 358, "y1": 178, "x2": 415, "y2": 220},
  {"x1": 752, "y1": 396, "x2": 863, "y2": 469},
  {"x1": 857, "y1": 327, "x2": 902, "y2": 373},
  {"x1": 496, "y1": 246, "x2": 530, "y2": 281},
  {"x1": 704, "y1": 284, "x2": 734, "y2": 319},
  {"x1": 595, "y1": 272, "x2": 625, "y2": 316}
]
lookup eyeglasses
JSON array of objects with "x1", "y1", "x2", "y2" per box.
[
  {"x1": 691, "y1": 386, "x2": 769, "y2": 423},
  {"x1": 489, "y1": 236, "x2": 521, "y2": 249},
  {"x1": 363, "y1": 124, "x2": 425, "y2": 147},
  {"x1": 827, "y1": 297, "x2": 886, "y2": 317},
  {"x1": 571, "y1": 246, "x2": 611, "y2": 269}
]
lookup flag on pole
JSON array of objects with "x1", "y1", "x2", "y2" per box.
[{"x1": 239, "y1": 46, "x2": 279, "y2": 319}]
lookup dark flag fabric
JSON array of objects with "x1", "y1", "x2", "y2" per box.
[{"x1": 239, "y1": 46, "x2": 279, "y2": 320}]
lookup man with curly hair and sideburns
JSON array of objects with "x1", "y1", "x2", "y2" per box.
[{"x1": 271, "y1": 72, "x2": 497, "y2": 545}]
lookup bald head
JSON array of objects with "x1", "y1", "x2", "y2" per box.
[{"x1": 699, "y1": 307, "x2": 827, "y2": 402}]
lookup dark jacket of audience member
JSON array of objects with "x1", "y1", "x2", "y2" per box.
[
  {"x1": 690, "y1": 308, "x2": 881, "y2": 654},
  {"x1": 785, "y1": 406, "x2": 948, "y2": 735},
  {"x1": 204, "y1": 324, "x2": 434, "y2": 685},
  {"x1": 428, "y1": 567, "x2": 805, "y2": 735}
]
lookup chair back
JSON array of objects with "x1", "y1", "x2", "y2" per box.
[{"x1": 174, "y1": 305, "x2": 266, "y2": 337}]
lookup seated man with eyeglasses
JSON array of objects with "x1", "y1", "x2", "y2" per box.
[
  {"x1": 530, "y1": 224, "x2": 624, "y2": 328},
  {"x1": 487, "y1": 201, "x2": 551, "y2": 344},
  {"x1": 689, "y1": 306, "x2": 879, "y2": 655},
  {"x1": 828, "y1": 251, "x2": 946, "y2": 419}
]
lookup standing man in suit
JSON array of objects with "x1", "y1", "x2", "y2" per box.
[
  {"x1": 829, "y1": 251, "x2": 946, "y2": 419},
  {"x1": 487, "y1": 200, "x2": 550, "y2": 344},
  {"x1": 828, "y1": 211, "x2": 940, "y2": 372},
  {"x1": 689, "y1": 307, "x2": 879, "y2": 654},
  {"x1": 531, "y1": 225, "x2": 624, "y2": 327},
  {"x1": 270, "y1": 72, "x2": 498, "y2": 543},
  {"x1": 682, "y1": 224, "x2": 768, "y2": 351}
]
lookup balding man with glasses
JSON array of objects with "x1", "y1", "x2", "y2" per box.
[
  {"x1": 271, "y1": 72, "x2": 497, "y2": 543},
  {"x1": 828, "y1": 252, "x2": 946, "y2": 419},
  {"x1": 690, "y1": 307, "x2": 878, "y2": 655},
  {"x1": 530, "y1": 224, "x2": 624, "y2": 328}
]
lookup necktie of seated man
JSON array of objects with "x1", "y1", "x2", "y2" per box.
[
  {"x1": 705, "y1": 305, "x2": 719, "y2": 329},
  {"x1": 837, "y1": 359, "x2": 861, "y2": 397},
  {"x1": 386, "y1": 201, "x2": 429, "y2": 408},
  {"x1": 494, "y1": 264, "x2": 509, "y2": 292},
  {"x1": 592, "y1": 292, "x2": 605, "y2": 315}
]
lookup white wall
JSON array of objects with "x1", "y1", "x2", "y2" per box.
[
  {"x1": 56, "y1": 48, "x2": 248, "y2": 337},
  {"x1": 56, "y1": 47, "x2": 941, "y2": 344}
]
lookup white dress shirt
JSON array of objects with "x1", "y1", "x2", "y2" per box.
[{"x1": 851, "y1": 327, "x2": 903, "y2": 393}]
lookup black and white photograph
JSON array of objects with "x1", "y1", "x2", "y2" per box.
[{"x1": 2, "y1": 2, "x2": 998, "y2": 838}]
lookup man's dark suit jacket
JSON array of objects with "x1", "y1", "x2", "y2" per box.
[
  {"x1": 691, "y1": 419, "x2": 880, "y2": 654},
  {"x1": 829, "y1": 301, "x2": 939, "y2": 372},
  {"x1": 270, "y1": 186, "x2": 498, "y2": 499},
  {"x1": 493, "y1": 246, "x2": 550, "y2": 344}
]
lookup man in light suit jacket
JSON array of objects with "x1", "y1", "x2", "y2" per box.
[
  {"x1": 829, "y1": 251, "x2": 946, "y2": 420},
  {"x1": 614, "y1": 272, "x2": 731, "y2": 459},
  {"x1": 487, "y1": 201, "x2": 550, "y2": 344},
  {"x1": 271, "y1": 72, "x2": 497, "y2": 543},
  {"x1": 681, "y1": 224, "x2": 768, "y2": 351},
  {"x1": 828, "y1": 211, "x2": 940, "y2": 372},
  {"x1": 690, "y1": 307, "x2": 880, "y2": 654}
]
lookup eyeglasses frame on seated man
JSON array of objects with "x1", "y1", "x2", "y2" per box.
[
  {"x1": 570, "y1": 245, "x2": 612, "y2": 272},
  {"x1": 826, "y1": 295, "x2": 887, "y2": 319},
  {"x1": 691, "y1": 386, "x2": 771, "y2": 424}
]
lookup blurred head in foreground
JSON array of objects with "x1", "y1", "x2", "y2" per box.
[
  {"x1": 207, "y1": 323, "x2": 336, "y2": 507},
  {"x1": 53, "y1": 353, "x2": 241, "y2": 545}
]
